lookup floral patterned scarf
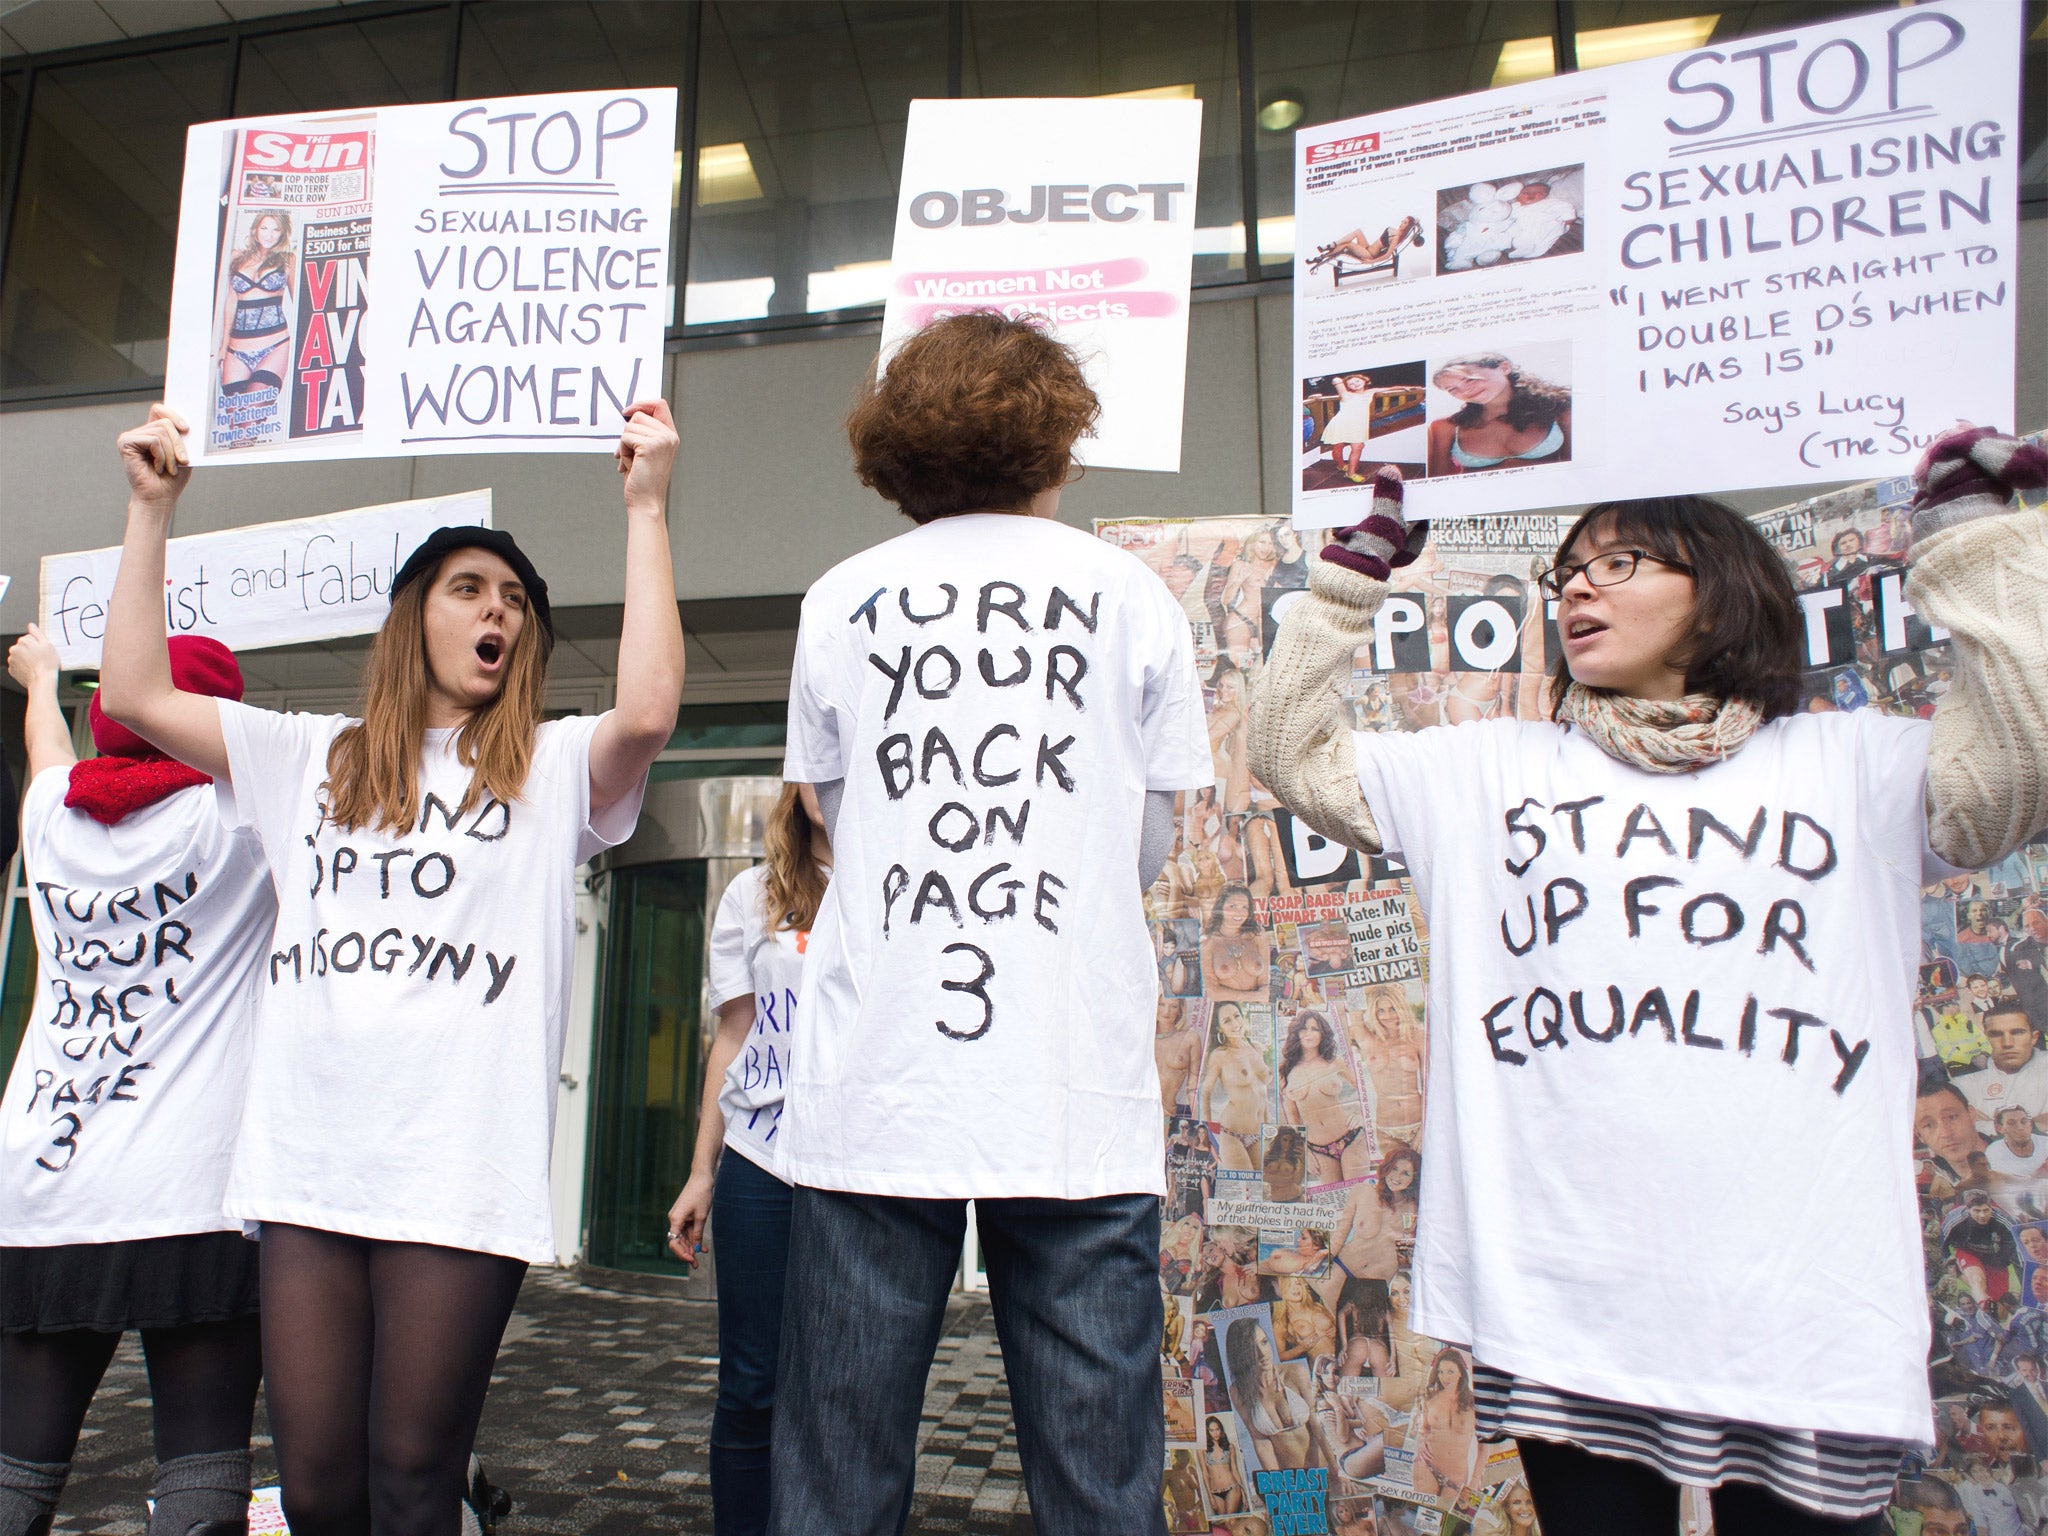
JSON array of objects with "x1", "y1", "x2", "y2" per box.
[{"x1": 1558, "y1": 683, "x2": 1763, "y2": 775}]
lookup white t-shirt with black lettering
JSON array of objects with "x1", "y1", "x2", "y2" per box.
[
  {"x1": 706, "y1": 863, "x2": 811, "y2": 1176},
  {"x1": 1354, "y1": 709, "x2": 1955, "y2": 1442},
  {"x1": 0, "y1": 771, "x2": 276, "y2": 1245},
  {"x1": 216, "y1": 703, "x2": 645, "y2": 1261},
  {"x1": 781, "y1": 513, "x2": 1212, "y2": 1199}
]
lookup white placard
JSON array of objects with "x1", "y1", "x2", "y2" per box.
[
  {"x1": 39, "y1": 491, "x2": 490, "y2": 669},
  {"x1": 1291, "y1": 3, "x2": 2019, "y2": 525},
  {"x1": 880, "y1": 98, "x2": 1203, "y2": 473},
  {"x1": 165, "y1": 89, "x2": 676, "y2": 467}
]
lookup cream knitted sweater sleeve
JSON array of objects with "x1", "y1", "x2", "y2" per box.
[
  {"x1": 1247, "y1": 556, "x2": 1387, "y2": 855},
  {"x1": 1908, "y1": 502, "x2": 2048, "y2": 869}
]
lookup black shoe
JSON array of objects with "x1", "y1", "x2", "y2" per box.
[{"x1": 464, "y1": 1455, "x2": 512, "y2": 1536}]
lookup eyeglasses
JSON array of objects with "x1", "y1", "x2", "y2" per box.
[{"x1": 1535, "y1": 549, "x2": 1694, "y2": 597}]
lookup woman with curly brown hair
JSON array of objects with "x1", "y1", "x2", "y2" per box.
[{"x1": 767, "y1": 312, "x2": 1213, "y2": 1536}]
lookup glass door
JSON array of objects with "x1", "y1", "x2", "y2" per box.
[{"x1": 583, "y1": 860, "x2": 708, "y2": 1276}]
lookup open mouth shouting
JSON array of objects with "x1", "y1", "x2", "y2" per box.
[{"x1": 474, "y1": 633, "x2": 506, "y2": 672}]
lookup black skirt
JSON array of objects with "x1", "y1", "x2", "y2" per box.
[{"x1": 1, "y1": 1232, "x2": 261, "y2": 1333}]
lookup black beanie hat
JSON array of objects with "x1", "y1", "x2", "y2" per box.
[{"x1": 391, "y1": 526, "x2": 553, "y2": 637}]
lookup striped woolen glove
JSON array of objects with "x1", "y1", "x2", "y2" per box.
[
  {"x1": 1320, "y1": 465, "x2": 1429, "y2": 581},
  {"x1": 1911, "y1": 426, "x2": 2048, "y2": 541}
]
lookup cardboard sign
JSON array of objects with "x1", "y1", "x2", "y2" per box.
[
  {"x1": 1291, "y1": 3, "x2": 2019, "y2": 524},
  {"x1": 165, "y1": 89, "x2": 676, "y2": 466},
  {"x1": 39, "y1": 490, "x2": 490, "y2": 668},
  {"x1": 881, "y1": 98, "x2": 1203, "y2": 472}
]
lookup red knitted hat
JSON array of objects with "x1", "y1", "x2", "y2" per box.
[{"x1": 89, "y1": 636, "x2": 245, "y2": 757}]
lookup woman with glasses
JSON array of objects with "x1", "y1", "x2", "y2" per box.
[{"x1": 1249, "y1": 430, "x2": 2048, "y2": 1532}]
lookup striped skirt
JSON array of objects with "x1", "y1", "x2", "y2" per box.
[{"x1": 1473, "y1": 1366, "x2": 1916, "y2": 1518}]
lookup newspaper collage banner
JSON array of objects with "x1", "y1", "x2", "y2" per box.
[
  {"x1": 1290, "y1": 2, "x2": 2020, "y2": 528},
  {"x1": 1106, "y1": 436, "x2": 2048, "y2": 1535},
  {"x1": 164, "y1": 88, "x2": 677, "y2": 467}
]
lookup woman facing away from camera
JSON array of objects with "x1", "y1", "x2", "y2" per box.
[
  {"x1": 1250, "y1": 430, "x2": 2048, "y2": 1531},
  {"x1": 664, "y1": 784, "x2": 835, "y2": 1536},
  {"x1": 0, "y1": 631, "x2": 273, "y2": 1536},
  {"x1": 96, "y1": 401, "x2": 684, "y2": 1536},
  {"x1": 765, "y1": 311, "x2": 1213, "y2": 1536}
]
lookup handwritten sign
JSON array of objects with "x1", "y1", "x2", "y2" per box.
[
  {"x1": 165, "y1": 88, "x2": 676, "y2": 466},
  {"x1": 1291, "y1": 2, "x2": 2020, "y2": 524},
  {"x1": 880, "y1": 98, "x2": 1203, "y2": 472},
  {"x1": 38, "y1": 490, "x2": 489, "y2": 669}
]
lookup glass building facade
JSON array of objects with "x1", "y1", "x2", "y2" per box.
[{"x1": 5, "y1": 0, "x2": 2042, "y2": 391}]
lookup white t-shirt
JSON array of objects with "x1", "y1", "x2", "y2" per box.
[
  {"x1": 780, "y1": 514, "x2": 1213, "y2": 1199},
  {"x1": 215, "y1": 702, "x2": 645, "y2": 1261},
  {"x1": 0, "y1": 770, "x2": 276, "y2": 1245},
  {"x1": 706, "y1": 862, "x2": 813, "y2": 1177},
  {"x1": 1963, "y1": 1052, "x2": 2048, "y2": 1129},
  {"x1": 1353, "y1": 709, "x2": 1955, "y2": 1443},
  {"x1": 1986, "y1": 1136, "x2": 2048, "y2": 1180}
]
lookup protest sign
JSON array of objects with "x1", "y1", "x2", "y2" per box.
[
  {"x1": 880, "y1": 98, "x2": 1203, "y2": 473},
  {"x1": 1291, "y1": 3, "x2": 2019, "y2": 526},
  {"x1": 165, "y1": 88, "x2": 676, "y2": 467},
  {"x1": 38, "y1": 490, "x2": 490, "y2": 669}
]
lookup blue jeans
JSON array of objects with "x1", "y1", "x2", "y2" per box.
[
  {"x1": 710, "y1": 1149, "x2": 793, "y2": 1536},
  {"x1": 768, "y1": 1188, "x2": 1165, "y2": 1536}
]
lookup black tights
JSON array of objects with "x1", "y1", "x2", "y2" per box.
[
  {"x1": 0, "y1": 1316, "x2": 263, "y2": 1464},
  {"x1": 1517, "y1": 1435, "x2": 1888, "y2": 1535},
  {"x1": 259, "y1": 1225, "x2": 525, "y2": 1536}
]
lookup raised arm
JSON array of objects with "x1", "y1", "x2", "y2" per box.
[
  {"x1": 589, "y1": 399, "x2": 685, "y2": 813},
  {"x1": 7, "y1": 625, "x2": 77, "y2": 780},
  {"x1": 1248, "y1": 469, "x2": 1427, "y2": 856},
  {"x1": 1904, "y1": 429, "x2": 2048, "y2": 869},
  {"x1": 98, "y1": 406, "x2": 230, "y2": 779}
]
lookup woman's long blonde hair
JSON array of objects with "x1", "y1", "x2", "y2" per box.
[
  {"x1": 320, "y1": 561, "x2": 553, "y2": 834},
  {"x1": 762, "y1": 783, "x2": 828, "y2": 933},
  {"x1": 234, "y1": 210, "x2": 294, "y2": 282}
]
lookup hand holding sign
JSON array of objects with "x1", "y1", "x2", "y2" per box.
[
  {"x1": 117, "y1": 405, "x2": 193, "y2": 510},
  {"x1": 7, "y1": 625, "x2": 59, "y2": 692},
  {"x1": 614, "y1": 398, "x2": 678, "y2": 511}
]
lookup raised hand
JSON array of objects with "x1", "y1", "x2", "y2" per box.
[
  {"x1": 615, "y1": 398, "x2": 679, "y2": 512},
  {"x1": 6, "y1": 623, "x2": 59, "y2": 691},
  {"x1": 118, "y1": 404, "x2": 192, "y2": 510}
]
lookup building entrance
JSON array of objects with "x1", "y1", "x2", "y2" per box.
[{"x1": 580, "y1": 776, "x2": 780, "y2": 1290}]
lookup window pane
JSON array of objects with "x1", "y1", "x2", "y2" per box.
[
  {"x1": 2018, "y1": 0, "x2": 2044, "y2": 189},
  {"x1": 458, "y1": 1, "x2": 690, "y2": 323},
  {"x1": 1247, "y1": 3, "x2": 1555, "y2": 268},
  {"x1": 961, "y1": 1, "x2": 1242, "y2": 284},
  {"x1": 1, "y1": 44, "x2": 231, "y2": 390},
  {"x1": 234, "y1": 10, "x2": 451, "y2": 117},
  {"x1": 684, "y1": 1, "x2": 947, "y2": 325}
]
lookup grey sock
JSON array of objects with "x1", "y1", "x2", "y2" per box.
[
  {"x1": 0, "y1": 1454, "x2": 68, "y2": 1536},
  {"x1": 146, "y1": 1451, "x2": 251, "y2": 1536}
]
